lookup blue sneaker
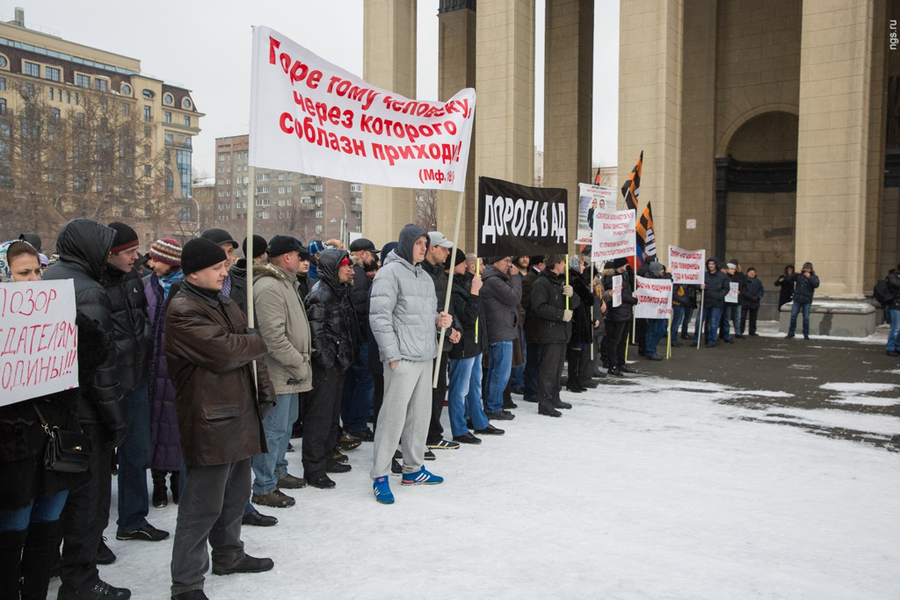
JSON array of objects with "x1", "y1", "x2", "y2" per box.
[
  {"x1": 401, "y1": 467, "x2": 444, "y2": 486},
  {"x1": 373, "y1": 476, "x2": 394, "y2": 504}
]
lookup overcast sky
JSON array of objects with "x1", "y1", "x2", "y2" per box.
[{"x1": 9, "y1": 0, "x2": 619, "y2": 176}]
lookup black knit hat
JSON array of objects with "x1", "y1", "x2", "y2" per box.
[
  {"x1": 444, "y1": 248, "x2": 466, "y2": 270},
  {"x1": 200, "y1": 228, "x2": 238, "y2": 249},
  {"x1": 242, "y1": 235, "x2": 268, "y2": 259},
  {"x1": 529, "y1": 255, "x2": 544, "y2": 266},
  {"x1": 267, "y1": 235, "x2": 302, "y2": 258},
  {"x1": 612, "y1": 257, "x2": 629, "y2": 269},
  {"x1": 182, "y1": 238, "x2": 227, "y2": 276},
  {"x1": 108, "y1": 222, "x2": 139, "y2": 253}
]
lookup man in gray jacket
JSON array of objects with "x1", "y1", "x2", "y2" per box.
[
  {"x1": 369, "y1": 224, "x2": 452, "y2": 504},
  {"x1": 481, "y1": 256, "x2": 523, "y2": 420},
  {"x1": 250, "y1": 236, "x2": 312, "y2": 508}
]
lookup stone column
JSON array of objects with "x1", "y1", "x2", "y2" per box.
[
  {"x1": 542, "y1": 0, "x2": 593, "y2": 247},
  {"x1": 617, "y1": 0, "x2": 684, "y2": 258},
  {"x1": 362, "y1": 0, "x2": 417, "y2": 246},
  {"x1": 795, "y1": 0, "x2": 875, "y2": 298},
  {"x1": 437, "y1": 1, "x2": 477, "y2": 251}
]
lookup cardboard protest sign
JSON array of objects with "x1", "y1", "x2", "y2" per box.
[
  {"x1": 577, "y1": 184, "x2": 616, "y2": 246},
  {"x1": 591, "y1": 210, "x2": 636, "y2": 263},
  {"x1": 477, "y1": 176, "x2": 568, "y2": 257},
  {"x1": 612, "y1": 274, "x2": 623, "y2": 308},
  {"x1": 0, "y1": 280, "x2": 78, "y2": 407},
  {"x1": 668, "y1": 246, "x2": 706, "y2": 285},
  {"x1": 634, "y1": 275, "x2": 672, "y2": 319},
  {"x1": 250, "y1": 26, "x2": 475, "y2": 191}
]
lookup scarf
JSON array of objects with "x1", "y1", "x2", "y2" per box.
[{"x1": 159, "y1": 269, "x2": 185, "y2": 299}]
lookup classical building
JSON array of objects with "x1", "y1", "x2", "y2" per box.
[
  {"x1": 0, "y1": 9, "x2": 203, "y2": 243},
  {"x1": 214, "y1": 134, "x2": 363, "y2": 246}
]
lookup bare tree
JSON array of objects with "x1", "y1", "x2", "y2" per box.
[{"x1": 415, "y1": 188, "x2": 437, "y2": 231}]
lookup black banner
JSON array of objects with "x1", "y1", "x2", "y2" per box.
[{"x1": 477, "y1": 176, "x2": 568, "y2": 257}]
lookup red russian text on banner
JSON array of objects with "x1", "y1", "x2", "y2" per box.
[
  {"x1": 634, "y1": 275, "x2": 673, "y2": 319},
  {"x1": 668, "y1": 245, "x2": 706, "y2": 285},
  {"x1": 591, "y1": 209, "x2": 636, "y2": 263},
  {"x1": 612, "y1": 275, "x2": 623, "y2": 308},
  {"x1": 0, "y1": 280, "x2": 78, "y2": 407},
  {"x1": 249, "y1": 26, "x2": 475, "y2": 191}
]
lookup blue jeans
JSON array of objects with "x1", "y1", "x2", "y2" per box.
[
  {"x1": 887, "y1": 308, "x2": 900, "y2": 351},
  {"x1": 671, "y1": 305, "x2": 686, "y2": 343},
  {"x1": 252, "y1": 393, "x2": 298, "y2": 495},
  {"x1": 645, "y1": 319, "x2": 667, "y2": 356},
  {"x1": 789, "y1": 301, "x2": 812, "y2": 336},
  {"x1": 448, "y1": 355, "x2": 490, "y2": 437},
  {"x1": 722, "y1": 304, "x2": 740, "y2": 337},
  {"x1": 117, "y1": 382, "x2": 151, "y2": 532},
  {"x1": 0, "y1": 490, "x2": 68, "y2": 531},
  {"x1": 509, "y1": 331, "x2": 526, "y2": 391},
  {"x1": 696, "y1": 306, "x2": 722, "y2": 344},
  {"x1": 523, "y1": 342, "x2": 542, "y2": 400},
  {"x1": 484, "y1": 341, "x2": 512, "y2": 414},
  {"x1": 341, "y1": 341, "x2": 374, "y2": 433}
]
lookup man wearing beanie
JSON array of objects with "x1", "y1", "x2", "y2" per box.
[
  {"x1": 101, "y1": 223, "x2": 169, "y2": 548},
  {"x1": 45, "y1": 219, "x2": 131, "y2": 599},
  {"x1": 250, "y1": 235, "x2": 311, "y2": 507},
  {"x1": 786, "y1": 261, "x2": 820, "y2": 340},
  {"x1": 231, "y1": 235, "x2": 268, "y2": 289},
  {"x1": 166, "y1": 238, "x2": 277, "y2": 598},
  {"x1": 199, "y1": 228, "x2": 246, "y2": 313}
]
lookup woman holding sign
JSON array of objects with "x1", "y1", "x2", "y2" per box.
[{"x1": 0, "y1": 240, "x2": 105, "y2": 599}]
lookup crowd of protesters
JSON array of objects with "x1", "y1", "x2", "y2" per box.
[{"x1": 0, "y1": 219, "x2": 894, "y2": 599}]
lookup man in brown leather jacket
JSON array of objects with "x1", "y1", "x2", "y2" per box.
[{"x1": 165, "y1": 238, "x2": 278, "y2": 600}]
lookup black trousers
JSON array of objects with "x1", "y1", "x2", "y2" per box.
[
  {"x1": 741, "y1": 306, "x2": 758, "y2": 335},
  {"x1": 602, "y1": 320, "x2": 629, "y2": 369},
  {"x1": 302, "y1": 363, "x2": 345, "y2": 480},
  {"x1": 60, "y1": 426, "x2": 111, "y2": 591},
  {"x1": 427, "y1": 352, "x2": 450, "y2": 445},
  {"x1": 537, "y1": 343, "x2": 566, "y2": 412}
]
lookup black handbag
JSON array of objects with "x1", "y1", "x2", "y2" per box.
[{"x1": 33, "y1": 405, "x2": 92, "y2": 473}]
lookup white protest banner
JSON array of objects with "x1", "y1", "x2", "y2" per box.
[
  {"x1": 612, "y1": 275, "x2": 623, "y2": 308},
  {"x1": 726, "y1": 282, "x2": 740, "y2": 303},
  {"x1": 577, "y1": 184, "x2": 616, "y2": 246},
  {"x1": 250, "y1": 26, "x2": 475, "y2": 191},
  {"x1": 668, "y1": 246, "x2": 706, "y2": 285},
  {"x1": 592, "y1": 209, "x2": 636, "y2": 263},
  {"x1": 634, "y1": 275, "x2": 672, "y2": 319},
  {"x1": 0, "y1": 280, "x2": 78, "y2": 407}
]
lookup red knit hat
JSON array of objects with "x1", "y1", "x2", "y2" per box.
[{"x1": 149, "y1": 238, "x2": 182, "y2": 267}]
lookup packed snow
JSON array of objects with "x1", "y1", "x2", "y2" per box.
[{"x1": 48, "y1": 374, "x2": 900, "y2": 599}]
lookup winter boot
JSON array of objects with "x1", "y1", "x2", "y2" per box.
[
  {"x1": 151, "y1": 469, "x2": 168, "y2": 508},
  {"x1": 578, "y1": 348, "x2": 598, "y2": 388},
  {"x1": 565, "y1": 350, "x2": 585, "y2": 392},
  {"x1": 20, "y1": 519, "x2": 61, "y2": 600},
  {"x1": 0, "y1": 529, "x2": 27, "y2": 598},
  {"x1": 170, "y1": 471, "x2": 180, "y2": 505}
]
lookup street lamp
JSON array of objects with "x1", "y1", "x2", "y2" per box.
[{"x1": 333, "y1": 195, "x2": 348, "y2": 247}]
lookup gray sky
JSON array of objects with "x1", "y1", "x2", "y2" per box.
[{"x1": 9, "y1": 0, "x2": 619, "y2": 176}]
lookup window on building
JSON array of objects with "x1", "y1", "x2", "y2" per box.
[
  {"x1": 48, "y1": 87, "x2": 54, "y2": 101},
  {"x1": 183, "y1": 116, "x2": 190, "y2": 127},
  {"x1": 76, "y1": 74, "x2": 90, "y2": 88},
  {"x1": 163, "y1": 93, "x2": 174, "y2": 105},
  {"x1": 51, "y1": 108, "x2": 60, "y2": 121},
  {"x1": 285, "y1": 186, "x2": 291, "y2": 193},
  {"x1": 218, "y1": 153, "x2": 227, "y2": 162},
  {"x1": 44, "y1": 66, "x2": 60, "y2": 82},
  {"x1": 0, "y1": 99, "x2": 5, "y2": 116},
  {"x1": 94, "y1": 78, "x2": 108, "y2": 92},
  {"x1": 143, "y1": 106, "x2": 152, "y2": 121},
  {"x1": 315, "y1": 210, "x2": 323, "y2": 218},
  {"x1": 23, "y1": 61, "x2": 40, "y2": 77},
  {"x1": 278, "y1": 186, "x2": 285, "y2": 194},
  {"x1": 165, "y1": 133, "x2": 174, "y2": 145},
  {"x1": 73, "y1": 92, "x2": 79, "y2": 105},
  {"x1": 23, "y1": 83, "x2": 34, "y2": 98},
  {"x1": 164, "y1": 111, "x2": 172, "y2": 123},
  {"x1": 0, "y1": 55, "x2": 7, "y2": 68},
  {"x1": 0, "y1": 78, "x2": 5, "y2": 91},
  {"x1": 315, "y1": 225, "x2": 323, "y2": 234},
  {"x1": 350, "y1": 183, "x2": 362, "y2": 192},
  {"x1": 176, "y1": 149, "x2": 192, "y2": 197},
  {"x1": 165, "y1": 169, "x2": 174, "y2": 193},
  {"x1": 144, "y1": 164, "x2": 151, "y2": 177}
]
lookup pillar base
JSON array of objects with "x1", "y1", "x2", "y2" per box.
[{"x1": 778, "y1": 299, "x2": 877, "y2": 338}]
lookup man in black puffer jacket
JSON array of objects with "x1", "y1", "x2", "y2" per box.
[
  {"x1": 44, "y1": 219, "x2": 131, "y2": 600},
  {"x1": 302, "y1": 249, "x2": 359, "y2": 489},
  {"x1": 694, "y1": 257, "x2": 729, "y2": 347},
  {"x1": 103, "y1": 222, "x2": 169, "y2": 545},
  {"x1": 786, "y1": 261, "x2": 820, "y2": 339}
]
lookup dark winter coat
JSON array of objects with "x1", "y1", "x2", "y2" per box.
[
  {"x1": 145, "y1": 273, "x2": 183, "y2": 472},
  {"x1": 228, "y1": 261, "x2": 250, "y2": 314},
  {"x1": 568, "y1": 268, "x2": 594, "y2": 345},
  {"x1": 423, "y1": 258, "x2": 461, "y2": 352},
  {"x1": 774, "y1": 272, "x2": 795, "y2": 307},
  {"x1": 165, "y1": 281, "x2": 276, "y2": 467},
  {"x1": 448, "y1": 271, "x2": 486, "y2": 359},
  {"x1": 481, "y1": 265, "x2": 522, "y2": 343},
  {"x1": 306, "y1": 250, "x2": 359, "y2": 372},
  {"x1": 601, "y1": 269, "x2": 637, "y2": 322},
  {"x1": 531, "y1": 269, "x2": 581, "y2": 343},
  {"x1": 888, "y1": 272, "x2": 900, "y2": 310},
  {"x1": 522, "y1": 267, "x2": 541, "y2": 344},
  {"x1": 43, "y1": 219, "x2": 125, "y2": 450},
  {"x1": 740, "y1": 277, "x2": 765, "y2": 309},
  {"x1": 101, "y1": 263, "x2": 151, "y2": 393},
  {"x1": 701, "y1": 259, "x2": 730, "y2": 308},
  {"x1": 349, "y1": 259, "x2": 371, "y2": 342},
  {"x1": 787, "y1": 271, "x2": 820, "y2": 304}
]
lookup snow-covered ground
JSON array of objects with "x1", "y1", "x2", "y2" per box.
[{"x1": 49, "y1": 371, "x2": 900, "y2": 599}]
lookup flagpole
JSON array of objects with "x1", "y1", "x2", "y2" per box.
[
  {"x1": 590, "y1": 261, "x2": 594, "y2": 361},
  {"x1": 696, "y1": 289, "x2": 705, "y2": 349},
  {"x1": 433, "y1": 190, "x2": 465, "y2": 388},
  {"x1": 247, "y1": 165, "x2": 258, "y2": 389},
  {"x1": 565, "y1": 254, "x2": 570, "y2": 310},
  {"x1": 666, "y1": 311, "x2": 673, "y2": 359}
]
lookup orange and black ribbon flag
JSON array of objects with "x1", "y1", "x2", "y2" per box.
[
  {"x1": 636, "y1": 201, "x2": 657, "y2": 266},
  {"x1": 621, "y1": 150, "x2": 642, "y2": 212}
]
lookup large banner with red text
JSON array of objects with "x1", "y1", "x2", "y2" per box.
[
  {"x1": 634, "y1": 276, "x2": 673, "y2": 319},
  {"x1": 668, "y1": 246, "x2": 706, "y2": 285},
  {"x1": 250, "y1": 26, "x2": 476, "y2": 191}
]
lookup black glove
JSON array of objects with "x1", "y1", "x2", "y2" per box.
[
  {"x1": 246, "y1": 327, "x2": 262, "y2": 337},
  {"x1": 105, "y1": 422, "x2": 127, "y2": 450}
]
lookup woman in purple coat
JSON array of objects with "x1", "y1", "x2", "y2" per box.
[{"x1": 143, "y1": 239, "x2": 185, "y2": 508}]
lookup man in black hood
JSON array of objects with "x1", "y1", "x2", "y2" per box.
[
  {"x1": 302, "y1": 249, "x2": 359, "y2": 489},
  {"x1": 694, "y1": 257, "x2": 729, "y2": 347},
  {"x1": 44, "y1": 219, "x2": 132, "y2": 600}
]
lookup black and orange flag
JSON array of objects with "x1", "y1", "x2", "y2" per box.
[
  {"x1": 636, "y1": 201, "x2": 657, "y2": 266},
  {"x1": 594, "y1": 168, "x2": 602, "y2": 185},
  {"x1": 621, "y1": 151, "x2": 642, "y2": 212}
]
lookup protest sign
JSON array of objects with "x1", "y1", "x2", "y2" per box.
[
  {"x1": 577, "y1": 184, "x2": 616, "y2": 246},
  {"x1": 249, "y1": 26, "x2": 475, "y2": 191},
  {"x1": 477, "y1": 176, "x2": 568, "y2": 257},
  {"x1": 612, "y1": 274, "x2": 623, "y2": 308},
  {"x1": 668, "y1": 246, "x2": 706, "y2": 285},
  {"x1": 591, "y1": 209, "x2": 636, "y2": 263},
  {"x1": 0, "y1": 280, "x2": 78, "y2": 407},
  {"x1": 634, "y1": 275, "x2": 672, "y2": 319},
  {"x1": 726, "y1": 282, "x2": 740, "y2": 303}
]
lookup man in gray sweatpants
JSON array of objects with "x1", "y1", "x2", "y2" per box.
[{"x1": 368, "y1": 224, "x2": 452, "y2": 503}]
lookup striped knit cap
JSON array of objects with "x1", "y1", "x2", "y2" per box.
[{"x1": 149, "y1": 238, "x2": 182, "y2": 267}]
